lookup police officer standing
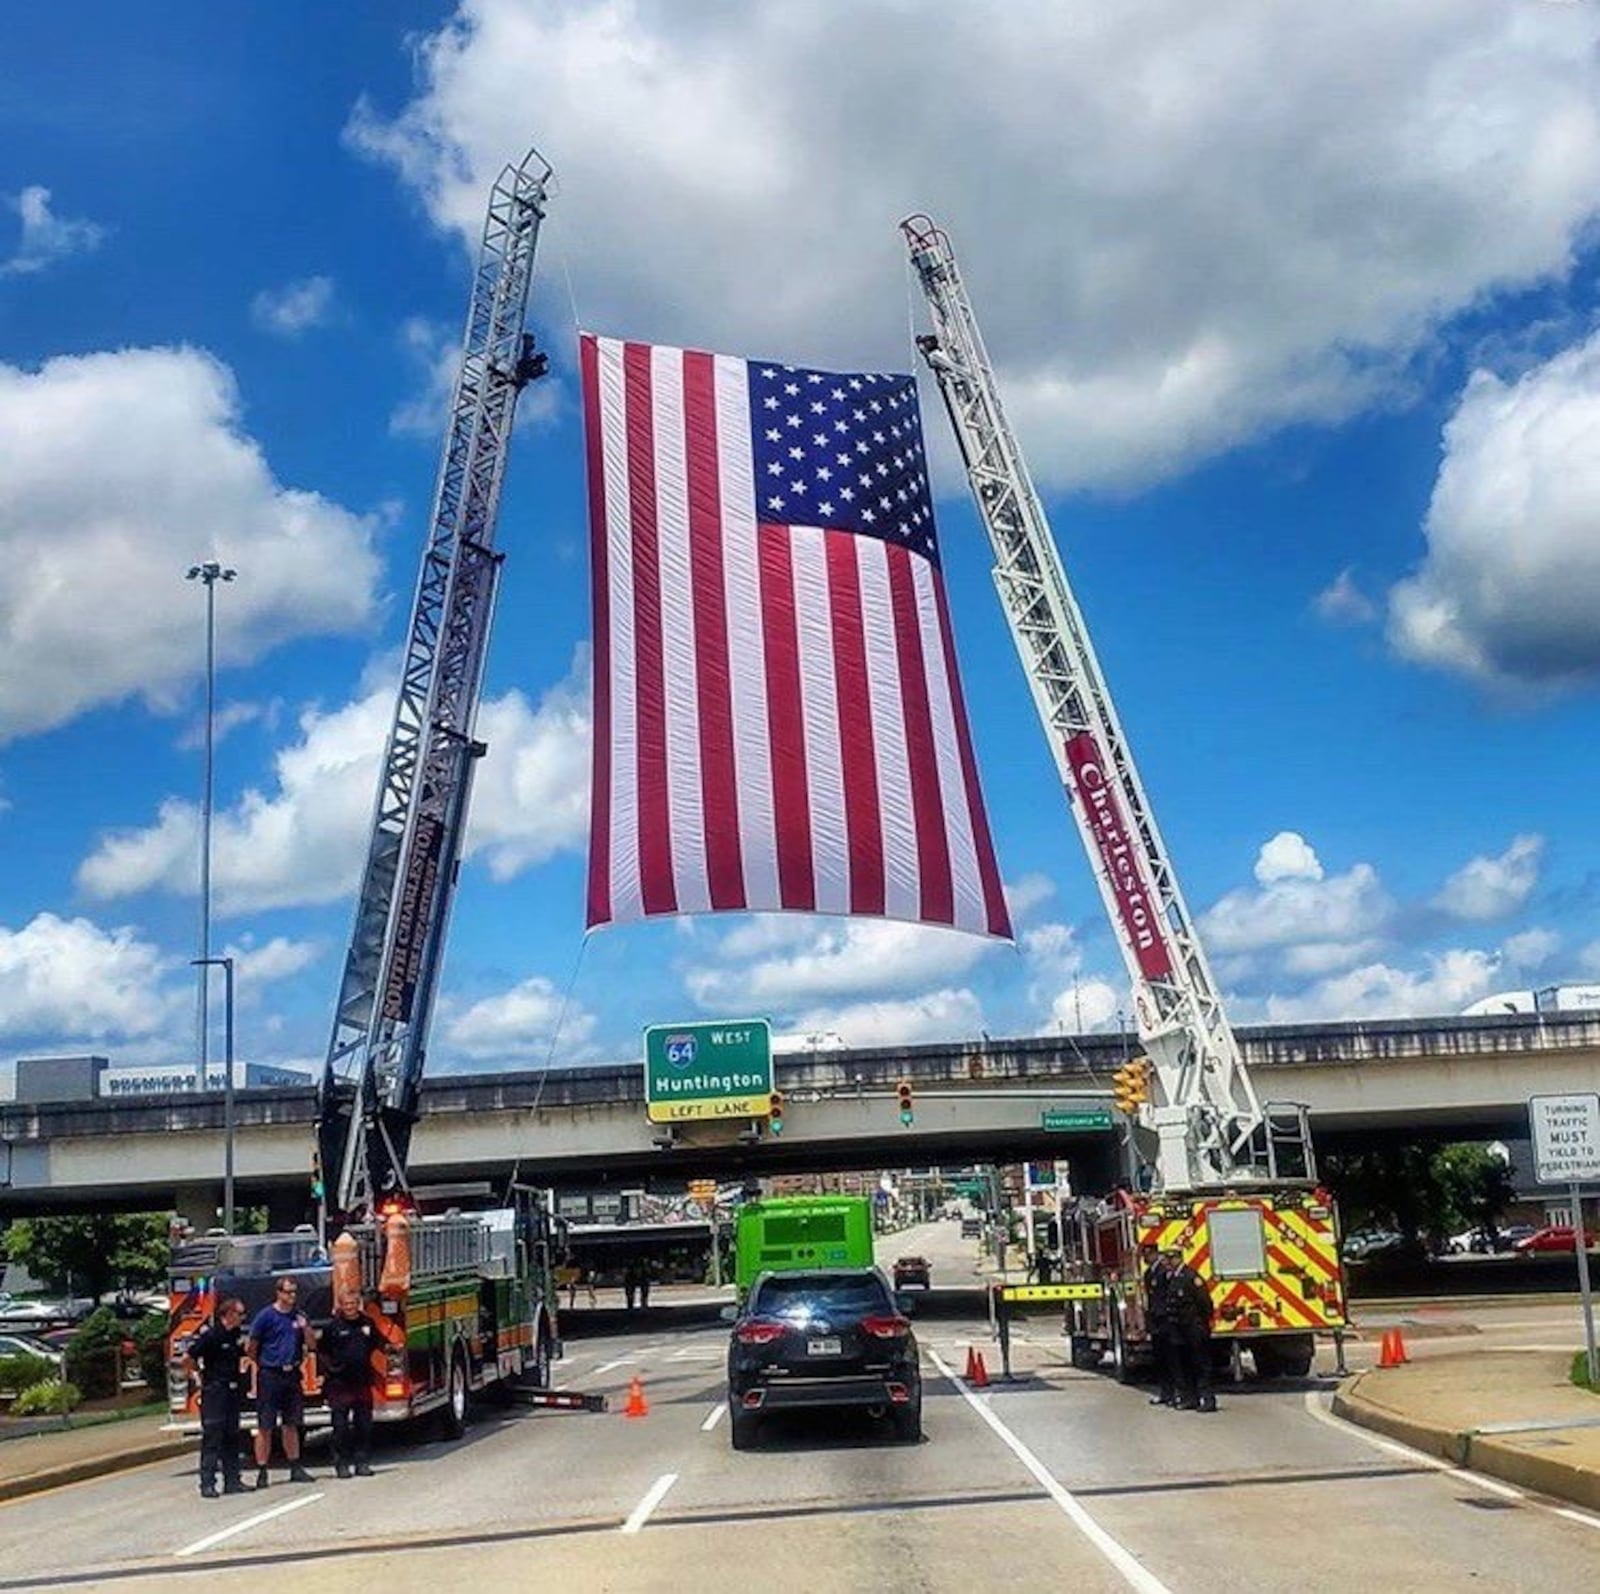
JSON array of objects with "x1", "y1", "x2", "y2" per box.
[
  {"x1": 1165, "y1": 1248, "x2": 1217, "y2": 1412},
  {"x1": 1144, "y1": 1247, "x2": 1179, "y2": 1408},
  {"x1": 320, "y1": 1291, "x2": 379, "y2": 1478},
  {"x1": 183, "y1": 1296, "x2": 249, "y2": 1498}
]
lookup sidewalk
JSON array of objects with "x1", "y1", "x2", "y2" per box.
[
  {"x1": 0, "y1": 1411, "x2": 194, "y2": 1502},
  {"x1": 1334, "y1": 1347, "x2": 1600, "y2": 1512}
]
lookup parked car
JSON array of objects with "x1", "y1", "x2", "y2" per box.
[
  {"x1": 726, "y1": 1267, "x2": 922, "y2": 1450},
  {"x1": 1343, "y1": 1230, "x2": 1404, "y2": 1259},
  {"x1": 960, "y1": 1218, "x2": 984, "y2": 1239},
  {"x1": 892, "y1": 1256, "x2": 932, "y2": 1291},
  {"x1": 1512, "y1": 1225, "x2": 1600, "y2": 1254},
  {"x1": 0, "y1": 1298, "x2": 90, "y2": 1329},
  {"x1": 0, "y1": 1332, "x2": 64, "y2": 1367},
  {"x1": 1499, "y1": 1224, "x2": 1537, "y2": 1249}
]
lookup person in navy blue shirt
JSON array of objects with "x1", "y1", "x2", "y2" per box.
[{"x1": 246, "y1": 1276, "x2": 318, "y2": 1487}]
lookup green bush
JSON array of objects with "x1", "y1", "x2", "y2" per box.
[
  {"x1": 12, "y1": 1379, "x2": 81, "y2": 1416},
  {"x1": 132, "y1": 1312, "x2": 170, "y2": 1392},
  {"x1": 64, "y1": 1307, "x2": 124, "y2": 1399},
  {"x1": 1571, "y1": 1351, "x2": 1598, "y2": 1393},
  {"x1": 0, "y1": 1353, "x2": 57, "y2": 1395}
]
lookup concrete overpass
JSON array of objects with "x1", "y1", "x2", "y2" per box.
[{"x1": 1, "y1": 1012, "x2": 1596, "y2": 1219}]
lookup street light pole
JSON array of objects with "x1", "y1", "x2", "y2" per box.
[
  {"x1": 186, "y1": 560, "x2": 235, "y2": 1097},
  {"x1": 192, "y1": 955, "x2": 236, "y2": 1233}
]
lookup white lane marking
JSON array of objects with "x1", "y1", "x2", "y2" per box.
[
  {"x1": 701, "y1": 1402, "x2": 727, "y2": 1432},
  {"x1": 928, "y1": 1349, "x2": 1171, "y2": 1594},
  {"x1": 1302, "y1": 1390, "x2": 1600, "y2": 1528},
  {"x1": 593, "y1": 1357, "x2": 635, "y2": 1376},
  {"x1": 621, "y1": 1472, "x2": 679, "y2": 1535},
  {"x1": 174, "y1": 1491, "x2": 324, "y2": 1558}
]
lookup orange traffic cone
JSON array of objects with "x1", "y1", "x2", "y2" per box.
[
  {"x1": 623, "y1": 1375, "x2": 649, "y2": 1418},
  {"x1": 1377, "y1": 1328, "x2": 1405, "y2": 1369},
  {"x1": 969, "y1": 1350, "x2": 990, "y2": 1389},
  {"x1": 963, "y1": 1345, "x2": 979, "y2": 1382},
  {"x1": 1390, "y1": 1327, "x2": 1410, "y2": 1365}
]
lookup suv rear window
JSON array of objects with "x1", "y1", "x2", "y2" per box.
[{"x1": 752, "y1": 1273, "x2": 891, "y2": 1316}]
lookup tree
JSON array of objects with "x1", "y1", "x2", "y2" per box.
[
  {"x1": 1323, "y1": 1141, "x2": 1515, "y2": 1249},
  {"x1": 4, "y1": 1214, "x2": 169, "y2": 1302}
]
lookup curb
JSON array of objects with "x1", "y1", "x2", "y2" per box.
[
  {"x1": 0, "y1": 1435, "x2": 196, "y2": 1503},
  {"x1": 1332, "y1": 1372, "x2": 1600, "y2": 1514}
]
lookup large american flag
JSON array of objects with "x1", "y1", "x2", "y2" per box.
[{"x1": 580, "y1": 333, "x2": 1012, "y2": 940}]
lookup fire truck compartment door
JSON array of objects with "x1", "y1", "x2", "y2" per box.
[{"x1": 1207, "y1": 1208, "x2": 1267, "y2": 1279}]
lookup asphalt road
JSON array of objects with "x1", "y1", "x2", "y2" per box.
[{"x1": 2, "y1": 1220, "x2": 1597, "y2": 1592}]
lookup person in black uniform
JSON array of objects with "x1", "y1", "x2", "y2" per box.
[
  {"x1": 1165, "y1": 1249, "x2": 1217, "y2": 1412},
  {"x1": 1143, "y1": 1247, "x2": 1179, "y2": 1408},
  {"x1": 320, "y1": 1291, "x2": 379, "y2": 1478},
  {"x1": 183, "y1": 1296, "x2": 249, "y2": 1498}
]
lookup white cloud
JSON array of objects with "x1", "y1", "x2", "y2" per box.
[
  {"x1": 1314, "y1": 568, "x2": 1377, "y2": 626},
  {"x1": 1263, "y1": 948, "x2": 1498, "y2": 1022},
  {"x1": 221, "y1": 934, "x2": 321, "y2": 988},
  {"x1": 685, "y1": 917, "x2": 1003, "y2": 1011},
  {"x1": 353, "y1": 0, "x2": 1600, "y2": 491},
  {"x1": 1003, "y1": 873, "x2": 1056, "y2": 925},
  {"x1": 1433, "y1": 834, "x2": 1542, "y2": 921},
  {"x1": 1254, "y1": 831, "x2": 1323, "y2": 885},
  {"x1": 1, "y1": 185, "x2": 104, "y2": 277},
  {"x1": 0, "y1": 913, "x2": 177, "y2": 1042},
  {"x1": 1502, "y1": 927, "x2": 1559, "y2": 970},
  {"x1": 1203, "y1": 856, "x2": 1390, "y2": 955},
  {"x1": 250, "y1": 275, "x2": 336, "y2": 336},
  {"x1": 1046, "y1": 977, "x2": 1122, "y2": 1036},
  {"x1": 439, "y1": 974, "x2": 597, "y2": 1064},
  {"x1": 1389, "y1": 331, "x2": 1600, "y2": 689},
  {"x1": 1579, "y1": 940, "x2": 1600, "y2": 977},
  {"x1": 785, "y1": 988, "x2": 986, "y2": 1049},
  {"x1": 78, "y1": 652, "x2": 592, "y2": 913},
  {"x1": 0, "y1": 347, "x2": 383, "y2": 744}
]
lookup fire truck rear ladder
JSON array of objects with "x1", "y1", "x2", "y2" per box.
[
  {"x1": 317, "y1": 149, "x2": 553, "y2": 1227},
  {"x1": 901, "y1": 215, "x2": 1313, "y2": 1194}
]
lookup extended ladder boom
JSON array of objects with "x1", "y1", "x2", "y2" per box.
[
  {"x1": 318, "y1": 150, "x2": 552, "y2": 1223},
  {"x1": 901, "y1": 216, "x2": 1267, "y2": 1192}
]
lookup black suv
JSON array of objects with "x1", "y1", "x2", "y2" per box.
[{"x1": 726, "y1": 1267, "x2": 921, "y2": 1449}]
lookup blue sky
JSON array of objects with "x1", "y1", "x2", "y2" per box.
[{"x1": 3, "y1": 1, "x2": 1599, "y2": 1093}]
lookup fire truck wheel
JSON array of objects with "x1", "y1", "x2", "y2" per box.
[
  {"x1": 1253, "y1": 1338, "x2": 1314, "y2": 1379},
  {"x1": 439, "y1": 1351, "x2": 468, "y2": 1440},
  {"x1": 532, "y1": 1329, "x2": 552, "y2": 1390},
  {"x1": 1069, "y1": 1334, "x2": 1102, "y2": 1371}
]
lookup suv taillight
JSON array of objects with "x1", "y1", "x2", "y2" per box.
[
  {"x1": 861, "y1": 1314, "x2": 911, "y2": 1339},
  {"x1": 735, "y1": 1320, "x2": 787, "y2": 1346}
]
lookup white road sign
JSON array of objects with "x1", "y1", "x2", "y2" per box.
[{"x1": 1529, "y1": 1093, "x2": 1600, "y2": 1185}]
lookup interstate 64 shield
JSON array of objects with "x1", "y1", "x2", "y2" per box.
[{"x1": 644, "y1": 1019, "x2": 773, "y2": 1124}]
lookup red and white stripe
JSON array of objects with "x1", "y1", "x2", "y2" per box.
[{"x1": 582, "y1": 333, "x2": 1011, "y2": 940}]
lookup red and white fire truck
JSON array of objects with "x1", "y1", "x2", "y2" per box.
[{"x1": 904, "y1": 218, "x2": 1348, "y2": 1381}]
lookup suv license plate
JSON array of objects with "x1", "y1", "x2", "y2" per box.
[{"x1": 806, "y1": 1337, "x2": 842, "y2": 1356}]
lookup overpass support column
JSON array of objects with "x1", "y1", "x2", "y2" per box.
[
  {"x1": 267, "y1": 1185, "x2": 310, "y2": 1234},
  {"x1": 172, "y1": 1183, "x2": 223, "y2": 1232}
]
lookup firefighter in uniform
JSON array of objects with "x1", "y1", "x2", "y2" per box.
[
  {"x1": 1165, "y1": 1247, "x2": 1217, "y2": 1412},
  {"x1": 1143, "y1": 1247, "x2": 1179, "y2": 1407},
  {"x1": 183, "y1": 1295, "x2": 249, "y2": 1497},
  {"x1": 320, "y1": 1291, "x2": 379, "y2": 1477}
]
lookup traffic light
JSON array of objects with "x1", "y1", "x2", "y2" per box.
[
  {"x1": 897, "y1": 1080, "x2": 914, "y2": 1127},
  {"x1": 1113, "y1": 1057, "x2": 1155, "y2": 1116},
  {"x1": 768, "y1": 1092, "x2": 785, "y2": 1136}
]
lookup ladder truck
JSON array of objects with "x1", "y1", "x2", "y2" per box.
[
  {"x1": 168, "y1": 149, "x2": 564, "y2": 1436},
  {"x1": 901, "y1": 217, "x2": 1345, "y2": 1382}
]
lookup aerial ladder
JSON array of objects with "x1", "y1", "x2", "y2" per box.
[
  {"x1": 317, "y1": 148, "x2": 553, "y2": 1228},
  {"x1": 902, "y1": 216, "x2": 1345, "y2": 1378}
]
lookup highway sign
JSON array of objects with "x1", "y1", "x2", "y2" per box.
[
  {"x1": 644, "y1": 1019, "x2": 772, "y2": 1124},
  {"x1": 1040, "y1": 1108, "x2": 1113, "y2": 1132},
  {"x1": 1529, "y1": 1093, "x2": 1600, "y2": 1184}
]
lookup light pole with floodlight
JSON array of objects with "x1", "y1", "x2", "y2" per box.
[
  {"x1": 186, "y1": 560, "x2": 235, "y2": 1099},
  {"x1": 191, "y1": 955, "x2": 236, "y2": 1231}
]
